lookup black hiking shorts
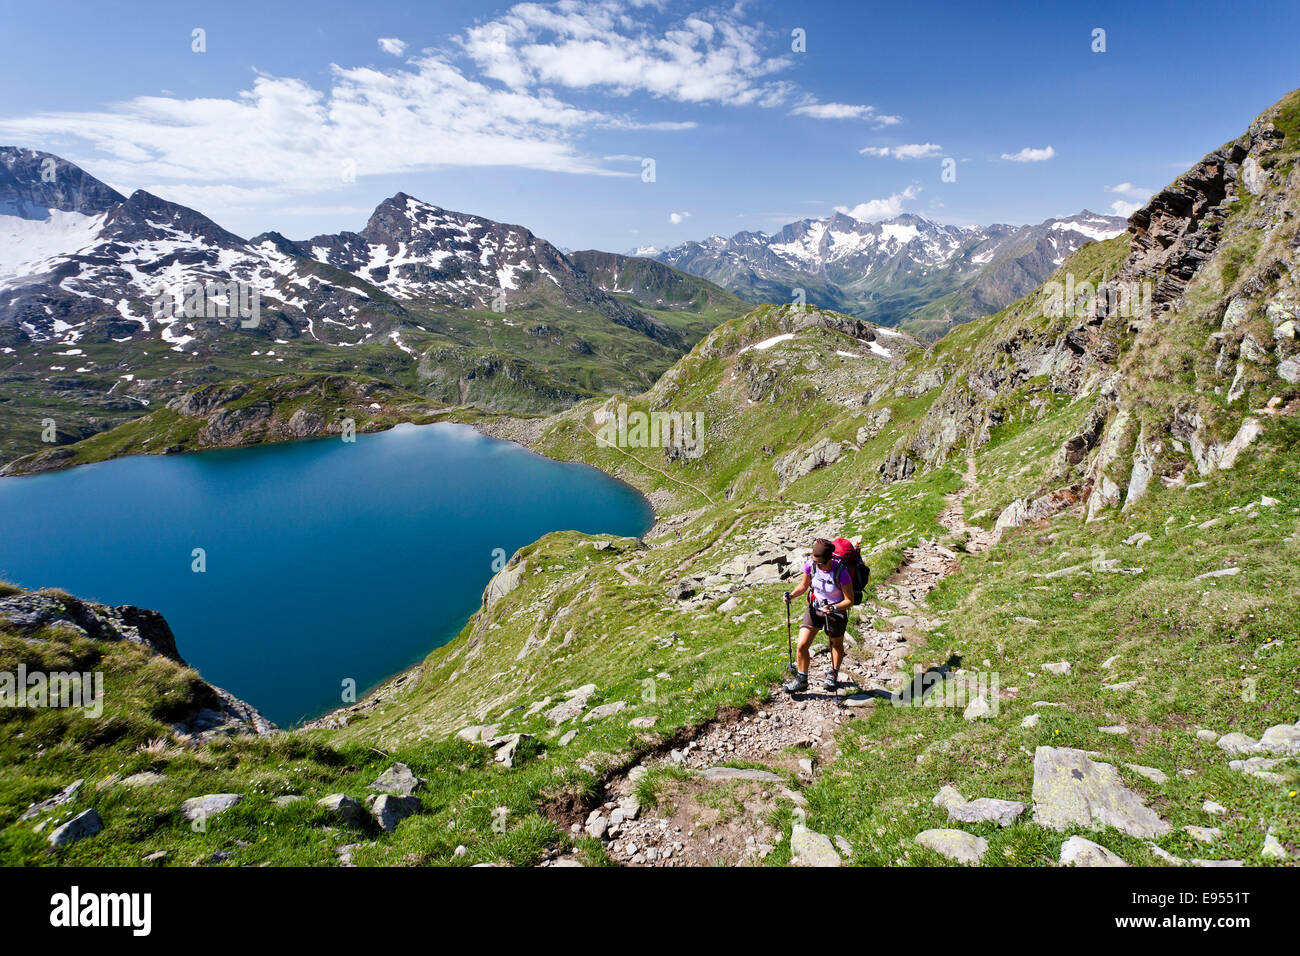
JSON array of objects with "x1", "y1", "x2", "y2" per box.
[{"x1": 801, "y1": 604, "x2": 847, "y2": 639}]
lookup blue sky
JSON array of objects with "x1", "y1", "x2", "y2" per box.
[{"x1": 1, "y1": 0, "x2": 1297, "y2": 251}]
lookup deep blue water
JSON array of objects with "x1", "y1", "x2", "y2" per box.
[{"x1": 0, "y1": 423, "x2": 653, "y2": 726}]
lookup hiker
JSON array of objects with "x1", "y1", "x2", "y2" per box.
[{"x1": 783, "y1": 537, "x2": 854, "y2": 693}]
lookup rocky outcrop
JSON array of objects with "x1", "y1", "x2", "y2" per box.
[
  {"x1": 774, "y1": 438, "x2": 842, "y2": 488},
  {"x1": 0, "y1": 588, "x2": 275, "y2": 738}
]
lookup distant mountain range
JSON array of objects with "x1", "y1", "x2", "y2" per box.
[
  {"x1": 644, "y1": 209, "x2": 1126, "y2": 338},
  {"x1": 0, "y1": 147, "x2": 750, "y2": 464}
]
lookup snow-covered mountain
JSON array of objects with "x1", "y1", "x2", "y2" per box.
[{"x1": 650, "y1": 210, "x2": 1127, "y2": 336}]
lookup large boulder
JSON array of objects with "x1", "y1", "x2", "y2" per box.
[{"x1": 1031, "y1": 747, "x2": 1170, "y2": 838}]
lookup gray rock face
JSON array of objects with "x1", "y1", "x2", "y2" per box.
[
  {"x1": 947, "y1": 798, "x2": 1027, "y2": 828},
  {"x1": 369, "y1": 763, "x2": 422, "y2": 796},
  {"x1": 775, "y1": 438, "x2": 842, "y2": 488},
  {"x1": 48, "y1": 808, "x2": 103, "y2": 848},
  {"x1": 482, "y1": 557, "x2": 527, "y2": 611},
  {"x1": 915, "y1": 828, "x2": 987, "y2": 864},
  {"x1": 317, "y1": 794, "x2": 367, "y2": 826},
  {"x1": 368, "y1": 794, "x2": 420, "y2": 832},
  {"x1": 181, "y1": 793, "x2": 243, "y2": 822},
  {"x1": 1059, "y1": 835, "x2": 1128, "y2": 867},
  {"x1": 791, "y1": 825, "x2": 841, "y2": 867},
  {"x1": 1031, "y1": 747, "x2": 1170, "y2": 838}
]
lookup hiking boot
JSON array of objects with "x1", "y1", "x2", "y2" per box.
[
  {"x1": 822, "y1": 672, "x2": 838, "y2": 692},
  {"x1": 783, "y1": 672, "x2": 808, "y2": 694}
]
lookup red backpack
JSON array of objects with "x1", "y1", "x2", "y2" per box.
[{"x1": 832, "y1": 537, "x2": 870, "y2": 605}]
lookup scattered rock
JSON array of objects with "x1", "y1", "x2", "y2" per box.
[
  {"x1": 1021, "y1": 714, "x2": 1040, "y2": 729},
  {"x1": 368, "y1": 794, "x2": 420, "y2": 832},
  {"x1": 20, "y1": 779, "x2": 83, "y2": 821},
  {"x1": 1060, "y1": 835, "x2": 1128, "y2": 867},
  {"x1": 701, "y1": 767, "x2": 784, "y2": 783},
  {"x1": 915, "y1": 828, "x2": 987, "y2": 865},
  {"x1": 583, "y1": 701, "x2": 627, "y2": 723},
  {"x1": 121, "y1": 771, "x2": 166, "y2": 789},
  {"x1": 48, "y1": 808, "x2": 103, "y2": 848},
  {"x1": 1216, "y1": 732, "x2": 1261, "y2": 756},
  {"x1": 317, "y1": 794, "x2": 367, "y2": 826},
  {"x1": 369, "y1": 763, "x2": 422, "y2": 796},
  {"x1": 1126, "y1": 765, "x2": 1169, "y2": 785},
  {"x1": 181, "y1": 793, "x2": 243, "y2": 822},
  {"x1": 1202, "y1": 801, "x2": 1226, "y2": 816},
  {"x1": 790, "y1": 825, "x2": 841, "y2": 867},
  {"x1": 948, "y1": 798, "x2": 1026, "y2": 828},
  {"x1": 932, "y1": 785, "x2": 966, "y2": 811},
  {"x1": 1183, "y1": 826, "x2": 1222, "y2": 844},
  {"x1": 1043, "y1": 661, "x2": 1071, "y2": 676},
  {"x1": 1262, "y1": 832, "x2": 1290, "y2": 860}
]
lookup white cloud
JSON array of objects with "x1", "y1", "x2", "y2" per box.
[
  {"x1": 669, "y1": 211, "x2": 691, "y2": 224},
  {"x1": 834, "y1": 184, "x2": 921, "y2": 221},
  {"x1": 0, "y1": 57, "x2": 643, "y2": 203},
  {"x1": 377, "y1": 38, "x2": 408, "y2": 56},
  {"x1": 459, "y1": 1, "x2": 794, "y2": 106},
  {"x1": 1105, "y1": 182, "x2": 1152, "y2": 217},
  {"x1": 860, "y1": 143, "x2": 942, "y2": 159},
  {"x1": 1000, "y1": 145, "x2": 1055, "y2": 163}
]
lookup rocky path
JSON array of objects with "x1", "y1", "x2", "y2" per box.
[
  {"x1": 875, "y1": 455, "x2": 997, "y2": 615},
  {"x1": 542, "y1": 460, "x2": 992, "y2": 867}
]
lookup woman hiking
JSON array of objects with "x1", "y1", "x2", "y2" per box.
[{"x1": 783, "y1": 537, "x2": 854, "y2": 693}]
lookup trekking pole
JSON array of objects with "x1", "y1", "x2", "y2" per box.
[{"x1": 785, "y1": 594, "x2": 796, "y2": 674}]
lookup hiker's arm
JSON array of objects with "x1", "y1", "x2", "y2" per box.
[
  {"x1": 835, "y1": 580, "x2": 853, "y2": 612},
  {"x1": 788, "y1": 572, "x2": 811, "y2": 599}
]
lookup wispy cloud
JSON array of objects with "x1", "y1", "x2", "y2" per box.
[
  {"x1": 792, "y1": 101, "x2": 901, "y2": 124},
  {"x1": 1001, "y1": 145, "x2": 1055, "y2": 163},
  {"x1": 860, "y1": 143, "x2": 942, "y2": 159},
  {"x1": 377, "y1": 37, "x2": 408, "y2": 57},
  {"x1": 834, "y1": 184, "x2": 921, "y2": 221},
  {"x1": 669, "y1": 211, "x2": 691, "y2": 224}
]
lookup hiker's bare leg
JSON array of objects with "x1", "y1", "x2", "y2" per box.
[
  {"x1": 829, "y1": 635, "x2": 844, "y2": 672},
  {"x1": 796, "y1": 626, "x2": 815, "y2": 673}
]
